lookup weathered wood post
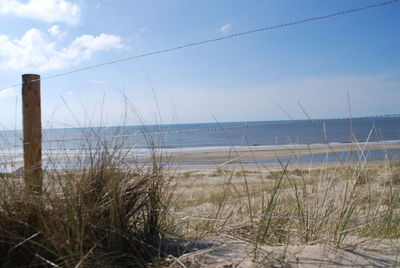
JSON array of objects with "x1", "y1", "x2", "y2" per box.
[{"x1": 22, "y1": 74, "x2": 43, "y2": 195}]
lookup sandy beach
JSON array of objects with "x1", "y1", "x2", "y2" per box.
[
  {"x1": 162, "y1": 142, "x2": 400, "y2": 267},
  {"x1": 137, "y1": 141, "x2": 400, "y2": 165}
]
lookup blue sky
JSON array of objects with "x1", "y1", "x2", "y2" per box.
[{"x1": 0, "y1": 0, "x2": 399, "y2": 129}]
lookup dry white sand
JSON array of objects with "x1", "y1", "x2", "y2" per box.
[
  {"x1": 164, "y1": 143, "x2": 400, "y2": 267},
  {"x1": 171, "y1": 234, "x2": 400, "y2": 267}
]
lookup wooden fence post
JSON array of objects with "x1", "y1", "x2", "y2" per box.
[{"x1": 22, "y1": 74, "x2": 43, "y2": 195}]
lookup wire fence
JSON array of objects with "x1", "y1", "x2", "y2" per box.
[
  {"x1": 0, "y1": 0, "x2": 399, "y2": 231},
  {"x1": 0, "y1": 4, "x2": 399, "y2": 256},
  {"x1": 0, "y1": 0, "x2": 399, "y2": 92},
  {"x1": 0, "y1": 0, "x2": 398, "y2": 156},
  {"x1": 0, "y1": 0, "x2": 398, "y2": 150}
]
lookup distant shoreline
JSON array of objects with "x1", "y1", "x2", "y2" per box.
[
  {"x1": 138, "y1": 141, "x2": 400, "y2": 165},
  {"x1": 1, "y1": 140, "x2": 399, "y2": 173}
]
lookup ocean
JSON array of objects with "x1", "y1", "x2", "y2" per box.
[{"x1": 0, "y1": 116, "x2": 399, "y2": 169}]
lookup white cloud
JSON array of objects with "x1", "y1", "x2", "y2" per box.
[
  {"x1": 0, "y1": 87, "x2": 16, "y2": 99},
  {"x1": 217, "y1": 23, "x2": 231, "y2": 34},
  {"x1": 0, "y1": 28, "x2": 125, "y2": 72},
  {"x1": 48, "y1": 25, "x2": 64, "y2": 37},
  {"x1": 0, "y1": 0, "x2": 80, "y2": 25},
  {"x1": 72, "y1": 34, "x2": 124, "y2": 52}
]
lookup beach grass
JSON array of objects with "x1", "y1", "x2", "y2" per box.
[
  {"x1": 0, "y1": 127, "x2": 399, "y2": 267},
  {"x1": 168, "y1": 157, "x2": 400, "y2": 262},
  {"x1": 0, "y1": 135, "x2": 175, "y2": 267}
]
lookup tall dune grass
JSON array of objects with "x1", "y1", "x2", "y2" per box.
[
  {"x1": 169, "y1": 148, "x2": 400, "y2": 263},
  {"x1": 0, "y1": 119, "x2": 399, "y2": 266},
  {"x1": 0, "y1": 130, "x2": 174, "y2": 267}
]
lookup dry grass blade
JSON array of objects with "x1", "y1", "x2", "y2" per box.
[{"x1": 0, "y1": 127, "x2": 175, "y2": 267}]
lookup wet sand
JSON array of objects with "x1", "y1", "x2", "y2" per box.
[{"x1": 139, "y1": 141, "x2": 400, "y2": 165}]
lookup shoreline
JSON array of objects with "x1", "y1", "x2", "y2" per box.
[
  {"x1": 138, "y1": 141, "x2": 400, "y2": 165},
  {"x1": 1, "y1": 141, "x2": 399, "y2": 173}
]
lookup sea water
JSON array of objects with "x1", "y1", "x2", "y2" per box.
[{"x1": 0, "y1": 116, "x2": 399, "y2": 169}]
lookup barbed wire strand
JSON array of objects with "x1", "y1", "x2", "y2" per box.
[{"x1": 0, "y1": 0, "x2": 398, "y2": 92}]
